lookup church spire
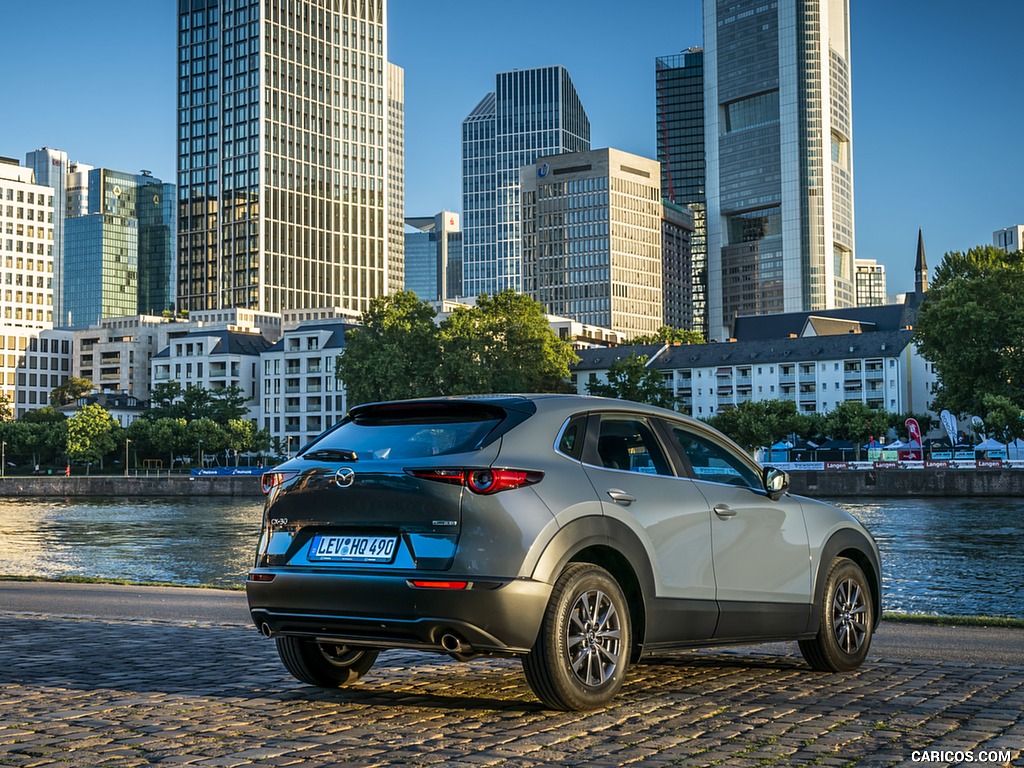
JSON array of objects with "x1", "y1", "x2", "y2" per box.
[{"x1": 915, "y1": 228, "x2": 928, "y2": 295}]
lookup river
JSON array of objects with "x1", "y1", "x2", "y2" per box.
[{"x1": 0, "y1": 495, "x2": 1020, "y2": 618}]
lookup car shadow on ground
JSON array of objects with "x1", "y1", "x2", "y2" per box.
[{"x1": 0, "y1": 616, "x2": 826, "y2": 713}]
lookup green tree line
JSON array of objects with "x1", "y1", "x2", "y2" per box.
[{"x1": 0, "y1": 382, "x2": 270, "y2": 474}]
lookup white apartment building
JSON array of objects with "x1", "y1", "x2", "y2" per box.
[
  {"x1": 261, "y1": 320, "x2": 354, "y2": 454},
  {"x1": 574, "y1": 330, "x2": 935, "y2": 420}
]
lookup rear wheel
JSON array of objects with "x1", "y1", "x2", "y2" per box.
[
  {"x1": 275, "y1": 636, "x2": 379, "y2": 687},
  {"x1": 799, "y1": 557, "x2": 874, "y2": 672},
  {"x1": 523, "y1": 563, "x2": 631, "y2": 710}
]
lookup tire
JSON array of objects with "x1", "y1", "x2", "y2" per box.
[
  {"x1": 799, "y1": 557, "x2": 874, "y2": 672},
  {"x1": 275, "y1": 636, "x2": 379, "y2": 688},
  {"x1": 522, "y1": 563, "x2": 631, "y2": 710}
]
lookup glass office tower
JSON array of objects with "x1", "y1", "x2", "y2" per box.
[
  {"x1": 704, "y1": 0, "x2": 855, "y2": 340},
  {"x1": 177, "y1": 0, "x2": 401, "y2": 315},
  {"x1": 461, "y1": 66, "x2": 590, "y2": 297},
  {"x1": 655, "y1": 49, "x2": 706, "y2": 337},
  {"x1": 404, "y1": 211, "x2": 462, "y2": 302}
]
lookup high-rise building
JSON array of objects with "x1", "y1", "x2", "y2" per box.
[
  {"x1": 662, "y1": 200, "x2": 695, "y2": 330},
  {"x1": 176, "y1": 0, "x2": 401, "y2": 316},
  {"x1": 461, "y1": 65, "x2": 591, "y2": 297},
  {"x1": 655, "y1": 49, "x2": 706, "y2": 336},
  {"x1": 136, "y1": 172, "x2": 177, "y2": 316},
  {"x1": 521, "y1": 148, "x2": 663, "y2": 339},
  {"x1": 404, "y1": 212, "x2": 462, "y2": 301},
  {"x1": 994, "y1": 225, "x2": 1024, "y2": 254},
  {"x1": 854, "y1": 258, "x2": 887, "y2": 307},
  {"x1": 25, "y1": 148, "x2": 69, "y2": 325},
  {"x1": 703, "y1": 0, "x2": 856, "y2": 340},
  {"x1": 64, "y1": 169, "x2": 175, "y2": 327},
  {"x1": 0, "y1": 157, "x2": 56, "y2": 406}
]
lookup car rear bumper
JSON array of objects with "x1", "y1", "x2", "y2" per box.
[{"x1": 246, "y1": 569, "x2": 552, "y2": 654}]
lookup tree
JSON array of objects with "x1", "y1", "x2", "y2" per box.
[
  {"x1": 915, "y1": 245, "x2": 1024, "y2": 416},
  {"x1": 50, "y1": 377, "x2": 93, "y2": 407},
  {"x1": 824, "y1": 401, "x2": 891, "y2": 457},
  {"x1": 0, "y1": 393, "x2": 13, "y2": 423},
  {"x1": 149, "y1": 417, "x2": 188, "y2": 470},
  {"x1": 66, "y1": 404, "x2": 119, "y2": 473},
  {"x1": 630, "y1": 326, "x2": 705, "y2": 345},
  {"x1": 980, "y1": 394, "x2": 1024, "y2": 447},
  {"x1": 586, "y1": 355, "x2": 675, "y2": 409},
  {"x1": 706, "y1": 399, "x2": 803, "y2": 454},
  {"x1": 336, "y1": 290, "x2": 442, "y2": 406},
  {"x1": 439, "y1": 291, "x2": 578, "y2": 394}
]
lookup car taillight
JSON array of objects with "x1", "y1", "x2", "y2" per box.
[
  {"x1": 261, "y1": 471, "x2": 298, "y2": 494},
  {"x1": 407, "y1": 468, "x2": 543, "y2": 494}
]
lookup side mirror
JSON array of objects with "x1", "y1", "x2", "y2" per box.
[{"x1": 763, "y1": 466, "x2": 789, "y2": 501}]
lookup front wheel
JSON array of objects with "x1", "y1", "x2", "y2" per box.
[
  {"x1": 275, "y1": 636, "x2": 379, "y2": 688},
  {"x1": 522, "y1": 563, "x2": 631, "y2": 710},
  {"x1": 799, "y1": 557, "x2": 874, "y2": 672}
]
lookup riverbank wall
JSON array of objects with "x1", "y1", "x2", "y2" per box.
[
  {"x1": 788, "y1": 468, "x2": 1024, "y2": 497},
  {"x1": 1, "y1": 469, "x2": 1023, "y2": 498},
  {"x1": 0, "y1": 476, "x2": 262, "y2": 497}
]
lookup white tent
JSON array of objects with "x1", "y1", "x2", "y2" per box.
[{"x1": 974, "y1": 438, "x2": 1006, "y2": 452}]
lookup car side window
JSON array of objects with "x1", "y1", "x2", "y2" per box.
[
  {"x1": 670, "y1": 426, "x2": 762, "y2": 489},
  {"x1": 594, "y1": 416, "x2": 673, "y2": 477},
  {"x1": 556, "y1": 415, "x2": 587, "y2": 460}
]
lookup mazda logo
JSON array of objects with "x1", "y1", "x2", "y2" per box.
[{"x1": 334, "y1": 467, "x2": 356, "y2": 488}]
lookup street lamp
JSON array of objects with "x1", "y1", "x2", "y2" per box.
[
  {"x1": 1, "y1": 441, "x2": 5, "y2": 479},
  {"x1": 286, "y1": 435, "x2": 292, "y2": 458},
  {"x1": 197, "y1": 439, "x2": 203, "y2": 470},
  {"x1": 124, "y1": 438, "x2": 131, "y2": 478}
]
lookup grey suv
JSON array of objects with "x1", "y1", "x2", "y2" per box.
[{"x1": 247, "y1": 395, "x2": 880, "y2": 710}]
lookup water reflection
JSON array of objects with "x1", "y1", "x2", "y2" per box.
[
  {"x1": 834, "y1": 497, "x2": 1024, "y2": 619},
  {"x1": 0, "y1": 497, "x2": 263, "y2": 588},
  {"x1": 0, "y1": 496, "x2": 1021, "y2": 618}
]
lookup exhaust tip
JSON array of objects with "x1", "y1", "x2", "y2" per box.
[
  {"x1": 260, "y1": 622, "x2": 274, "y2": 638},
  {"x1": 440, "y1": 632, "x2": 469, "y2": 654}
]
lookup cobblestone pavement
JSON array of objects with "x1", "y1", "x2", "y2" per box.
[{"x1": 0, "y1": 613, "x2": 1021, "y2": 768}]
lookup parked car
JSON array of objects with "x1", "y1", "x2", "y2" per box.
[{"x1": 246, "y1": 394, "x2": 880, "y2": 710}]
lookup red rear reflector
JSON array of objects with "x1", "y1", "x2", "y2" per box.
[
  {"x1": 248, "y1": 572, "x2": 276, "y2": 582},
  {"x1": 410, "y1": 580, "x2": 468, "y2": 590}
]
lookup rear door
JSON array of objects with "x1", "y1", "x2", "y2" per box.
[{"x1": 579, "y1": 412, "x2": 717, "y2": 640}]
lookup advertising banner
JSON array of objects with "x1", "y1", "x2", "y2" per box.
[{"x1": 939, "y1": 409, "x2": 958, "y2": 446}]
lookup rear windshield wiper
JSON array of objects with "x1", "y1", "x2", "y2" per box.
[{"x1": 302, "y1": 448, "x2": 358, "y2": 462}]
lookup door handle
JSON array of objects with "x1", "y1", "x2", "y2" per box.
[
  {"x1": 606, "y1": 489, "x2": 636, "y2": 505},
  {"x1": 713, "y1": 504, "x2": 736, "y2": 517}
]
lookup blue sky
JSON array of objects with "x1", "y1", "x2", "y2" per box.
[{"x1": 1, "y1": 1, "x2": 1020, "y2": 295}]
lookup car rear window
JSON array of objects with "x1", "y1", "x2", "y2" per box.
[{"x1": 305, "y1": 403, "x2": 507, "y2": 460}]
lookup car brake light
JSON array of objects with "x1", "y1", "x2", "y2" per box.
[
  {"x1": 407, "y1": 468, "x2": 543, "y2": 494},
  {"x1": 261, "y1": 471, "x2": 298, "y2": 494}
]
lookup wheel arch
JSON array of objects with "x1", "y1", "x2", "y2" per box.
[
  {"x1": 810, "y1": 528, "x2": 882, "y2": 633},
  {"x1": 530, "y1": 516, "x2": 655, "y2": 660}
]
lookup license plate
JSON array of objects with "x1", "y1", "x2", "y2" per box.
[{"x1": 309, "y1": 535, "x2": 397, "y2": 562}]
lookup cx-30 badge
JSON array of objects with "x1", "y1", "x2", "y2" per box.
[{"x1": 334, "y1": 467, "x2": 356, "y2": 488}]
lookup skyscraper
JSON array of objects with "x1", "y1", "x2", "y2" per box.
[
  {"x1": 65, "y1": 169, "x2": 175, "y2": 327},
  {"x1": 521, "y1": 149, "x2": 663, "y2": 338},
  {"x1": 461, "y1": 65, "x2": 590, "y2": 297},
  {"x1": 703, "y1": 0, "x2": 855, "y2": 340},
  {"x1": 25, "y1": 148, "x2": 69, "y2": 325},
  {"x1": 655, "y1": 49, "x2": 706, "y2": 337},
  {"x1": 404, "y1": 211, "x2": 462, "y2": 302},
  {"x1": 176, "y1": 0, "x2": 402, "y2": 316}
]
